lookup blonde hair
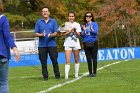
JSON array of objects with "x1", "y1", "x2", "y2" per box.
[{"x1": 0, "y1": 0, "x2": 4, "y2": 13}]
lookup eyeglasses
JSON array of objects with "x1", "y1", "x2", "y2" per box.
[{"x1": 86, "y1": 15, "x2": 92, "y2": 17}]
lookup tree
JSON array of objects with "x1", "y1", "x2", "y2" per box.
[
  {"x1": 2, "y1": 0, "x2": 140, "y2": 51},
  {"x1": 95, "y1": 0, "x2": 140, "y2": 47}
]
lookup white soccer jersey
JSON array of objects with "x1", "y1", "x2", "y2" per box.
[{"x1": 63, "y1": 22, "x2": 81, "y2": 48}]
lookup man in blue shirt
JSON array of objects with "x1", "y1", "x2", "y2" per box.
[{"x1": 34, "y1": 6, "x2": 60, "y2": 80}]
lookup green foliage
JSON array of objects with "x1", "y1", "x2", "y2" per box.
[
  {"x1": 2, "y1": 0, "x2": 140, "y2": 51},
  {"x1": 4, "y1": 13, "x2": 27, "y2": 31},
  {"x1": 24, "y1": 13, "x2": 42, "y2": 29},
  {"x1": 4, "y1": 13, "x2": 41, "y2": 30}
]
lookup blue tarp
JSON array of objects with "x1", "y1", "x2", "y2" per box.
[{"x1": 9, "y1": 47, "x2": 140, "y2": 67}]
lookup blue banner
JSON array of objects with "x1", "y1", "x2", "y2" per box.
[{"x1": 9, "y1": 47, "x2": 140, "y2": 67}]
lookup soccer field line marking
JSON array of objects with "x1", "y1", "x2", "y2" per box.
[
  {"x1": 37, "y1": 59, "x2": 130, "y2": 93},
  {"x1": 9, "y1": 73, "x2": 84, "y2": 80},
  {"x1": 10, "y1": 76, "x2": 41, "y2": 80}
]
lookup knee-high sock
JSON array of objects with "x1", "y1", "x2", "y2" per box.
[
  {"x1": 75, "y1": 63, "x2": 79, "y2": 78},
  {"x1": 65, "y1": 64, "x2": 70, "y2": 79}
]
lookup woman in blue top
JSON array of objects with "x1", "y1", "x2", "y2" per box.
[
  {"x1": 80, "y1": 12, "x2": 98, "y2": 77},
  {"x1": 0, "y1": 1, "x2": 20, "y2": 93}
]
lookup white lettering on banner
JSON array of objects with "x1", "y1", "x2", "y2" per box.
[
  {"x1": 106, "y1": 50, "x2": 113, "y2": 60},
  {"x1": 79, "y1": 48, "x2": 135, "y2": 62},
  {"x1": 98, "y1": 50, "x2": 104, "y2": 60},
  {"x1": 79, "y1": 52, "x2": 87, "y2": 62},
  {"x1": 112, "y1": 49, "x2": 119, "y2": 59},
  {"x1": 128, "y1": 49, "x2": 135, "y2": 59},
  {"x1": 120, "y1": 49, "x2": 128, "y2": 59}
]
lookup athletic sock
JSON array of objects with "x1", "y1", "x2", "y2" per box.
[
  {"x1": 75, "y1": 63, "x2": 79, "y2": 78},
  {"x1": 65, "y1": 64, "x2": 70, "y2": 79}
]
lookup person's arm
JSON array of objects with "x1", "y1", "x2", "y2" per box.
[
  {"x1": 90, "y1": 22, "x2": 98, "y2": 34},
  {"x1": 80, "y1": 24, "x2": 86, "y2": 38},
  {"x1": 73, "y1": 24, "x2": 81, "y2": 38},
  {"x1": 64, "y1": 28, "x2": 73, "y2": 36},
  {"x1": 3, "y1": 16, "x2": 20, "y2": 61},
  {"x1": 34, "y1": 20, "x2": 45, "y2": 37},
  {"x1": 35, "y1": 33, "x2": 45, "y2": 37},
  {"x1": 3, "y1": 17, "x2": 16, "y2": 47},
  {"x1": 74, "y1": 30, "x2": 80, "y2": 38},
  {"x1": 48, "y1": 32, "x2": 58, "y2": 38},
  {"x1": 11, "y1": 47, "x2": 20, "y2": 61},
  {"x1": 48, "y1": 19, "x2": 58, "y2": 38}
]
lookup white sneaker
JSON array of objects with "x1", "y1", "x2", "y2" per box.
[
  {"x1": 75, "y1": 73, "x2": 78, "y2": 78},
  {"x1": 65, "y1": 74, "x2": 68, "y2": 79}
]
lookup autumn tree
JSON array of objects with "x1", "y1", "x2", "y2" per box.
[
  {"x1": 2, "y1": 0, "x2": 140, "y2": 51},
  {"x1": 95, "y1": 0, "x2": 140, "y2": 48}
]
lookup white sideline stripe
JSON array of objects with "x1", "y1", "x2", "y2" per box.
[
  {"x1": 37, "y1": 60, "x2": 130, "y2": 93},
  {"x1": 10, "y1": 76, "x2": 41, "y2": 79},
  {"x1": 10, "y1": 73, "x2": 83, "y2": 80}
]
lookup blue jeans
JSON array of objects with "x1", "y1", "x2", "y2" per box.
[{"x1": 0, "y1": 60, "x2": 9, "y2": 93}]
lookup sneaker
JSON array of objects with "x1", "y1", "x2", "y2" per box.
[
  {"x1": 65, "y1": 75, "x2": 68, "y2": 79},
  {"x1": 75, "y1": 73, "x2": 78, "y2": 78}
]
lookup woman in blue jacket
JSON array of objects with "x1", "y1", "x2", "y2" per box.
[
  {"x1": 0, "y1": 1, "x2": 20, "y2": 93},
  {"x1": 80, "y1": 12, "x2": 98, "y2": 77}
]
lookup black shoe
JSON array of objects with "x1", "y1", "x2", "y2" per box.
[
  {"x1": 93, "y1": 74, "x2": 96, "y2": 77},
  {"x1": 43, "y1": 77, "x2": 48, "y2": 81},
  {"x1": 89, "y1": 74, "x2": 94, "y2": 77},
  {"x1": 55, "y1": 77, "x2": 60, "y2": 80}
]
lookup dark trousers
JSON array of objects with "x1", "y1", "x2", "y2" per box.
[
  {"x1": 83, "y1": 41, "x2": 98, "y2": 75},
  {"x1": 38, "y1": 47, "x2": 60, "y2": 78}
]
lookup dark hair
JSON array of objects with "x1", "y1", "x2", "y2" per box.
[
  {"x1": 68, "y1": 11, "x2": 75, "y2": 16},
  {"x1": 83, "y1": 11, "x2": 95, "y2": 23},
  {"x1": 41, "y1": 6, "x2": 50, "y2": 11},
  {"x1": 0, "y1": 1, "x2": 4, "y2": 13}
]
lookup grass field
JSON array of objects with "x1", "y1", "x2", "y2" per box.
[{"x1": 9, "y1": 59, "x2": 140, "y2": 93}]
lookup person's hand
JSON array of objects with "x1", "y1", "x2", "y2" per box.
[
  {"x1": 12, "y1": 47, "x2": 20, "y2": 62},
  {"x1": 68, "y1": 28, "x2": 73, "y2": 32},
  {"x1": 72, "y1": 28, "x2": 76, "y2": 32},
  {"x1": 83, "y1": 25, "x2": 86, "y2": 31},
  {"x1": 48, "y1": 33, "x2": 53, "y2": 38},
  {"x1": 43, "y1": 30, "x2": 46, "y2": 37},
  {"x1": 81, "y1": 25, "x2": 86, "y2": 35},
  {"x1": 90, "y1": 25, "x2": 94, "y2": 32},
  {"x1": 60, "y1": 32, "x2": 66, "y2": 36}
]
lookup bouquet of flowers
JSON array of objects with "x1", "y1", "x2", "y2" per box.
[{"x1": 58, "y1": 23, "x2": 67, "y2": 32}]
